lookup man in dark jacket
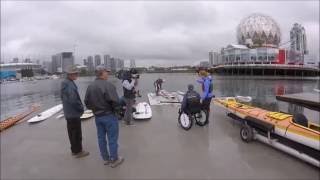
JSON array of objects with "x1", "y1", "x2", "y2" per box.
[
  {"x1": 61, "y1": 65, "x2": 89, "y2": 158},
  {"x1": 84, "y1": 66, "x2": 124, "y2": 168},
  {"x1": 122, "y1": 71, "x2": 136, "y2": 126}
]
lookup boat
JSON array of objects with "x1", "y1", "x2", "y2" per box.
[
  {"x1": 235, "y1": 96, "x2": 252, "y2": 103},
  {"x1": 159, "y1": 90, "x2": 176, "y2": 99},
  {"x1": 148, "y1": 91, "x2": 183, "y2": 105},
  {"x1": 55, "y1": 110, "x2": 93, "y2": 120},
  {"x1": 28, "y1": 104, "x2": 63, "y2": 123},
  {"x1": 133, "y1": 102, "x2": 152, "y2": 120},
  {"x1": 214, "y1": 97, "x2": 320, "y2": 167},
  {"x1": 80, "y1": 110, "x2": 94, "y2": 120},
  {"x1": 0, "y1": 105, "x2": 40, "y2": 131}
]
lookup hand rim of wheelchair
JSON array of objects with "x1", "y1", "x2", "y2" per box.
[
  {"x1": 194, "y1": 110, "x2": 208, "y2": 126},
  {"x1": 178, "y1": 108, "x2": 208, "y2": 130}
]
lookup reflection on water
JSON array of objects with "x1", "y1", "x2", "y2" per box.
[{"x1": 1, "y1": 74, "x2": 318, "y2": 123}]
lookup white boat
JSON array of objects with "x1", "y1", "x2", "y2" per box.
[
  {"x1": 28, "y1": 104, "x2": 63, "y2": 123},
  {"x1": 56, "y1": 114, "x2": 64, "y2": 119},
  {"x1": 159, "y1": 90, "x2": 176, "y2": 99},
  {"x1": 133, "y1": 102, "x2": 152, "y2": 120},
  {"x1": 235, "y1": 96, "x2": 252, "y2": 102},
  {"x1": 80, "y1": 110, "x2": 94, "y2": 119},
  {"x1": 55, "y1": 110, "x2": 94, "y2": 120}
]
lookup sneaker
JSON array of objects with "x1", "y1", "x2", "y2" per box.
[
  {"x1": 74, "y1": 151, "x2": 89, "y2": 158},
  {"x1": 104, "y1": 160, "x2": 111, "y2": 165},
  {"x1": 126, "y1": 122, "x2": 136, "y2": 126},
  {"x1": 110, "y1": 156, "x2": 124, "y2": 168}
]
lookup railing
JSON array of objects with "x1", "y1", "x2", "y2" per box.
[{"x1": 212, "y1": 64, "x2": 319, "y2": 70}]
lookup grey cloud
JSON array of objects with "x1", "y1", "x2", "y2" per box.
[{"x1": 1, "y1": 1, "x2": 319, "y2": 66}]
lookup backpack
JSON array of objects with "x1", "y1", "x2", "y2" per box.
[{"x1": 186, "y1": 91, "x2": 201, "y2": 114}]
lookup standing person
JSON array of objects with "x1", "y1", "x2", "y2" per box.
[
  {"x1": 84, "y1": 66, "x2": 124, "y2": 167},
  {"x1": 122, "y1": 71, "x2": 136, "y2": 126},
  {"x1": 154, "y1": 78, "x2": 164, "y2": 96},
  {"x1": 130, "y1": 68, "x2": 141, "y2": 97},
  {"x1": 61, "y1": 65, "x2": 89, "y2": 158},
  {"x1": 197, "y1": 69, "x2": 214, "y2": 120}
]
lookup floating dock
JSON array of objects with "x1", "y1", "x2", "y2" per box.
[
  {"x1": 276, "y1": 92, "x2": 320, "y2": 111},
  {"x1": 1, "y1": 99, "x2": 319, "y2": 179}
]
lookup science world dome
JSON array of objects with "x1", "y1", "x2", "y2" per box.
[{"x1": 237, "y1": 13, "x2": 281, "y2": 48}]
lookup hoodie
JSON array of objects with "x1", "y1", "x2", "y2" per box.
[{"x1": 196, "y1": 75, "x2": 214, "y2": 100}]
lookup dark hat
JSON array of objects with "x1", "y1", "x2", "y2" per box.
[{"x1": 187, "y1": 84, "x2": 194, "y2": 91}]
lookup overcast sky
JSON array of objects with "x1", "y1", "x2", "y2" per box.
[{"x1": 1, "y1": 1, "x2": 319, "y2": 66}]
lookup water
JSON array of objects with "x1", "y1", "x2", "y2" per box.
[{"x1": 1, "y1": 73, "x2": 319, "y2": 123}]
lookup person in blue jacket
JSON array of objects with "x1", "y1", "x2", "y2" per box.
[{"x1": 197, "y1": 69, "x2": 214, "y2": 118}]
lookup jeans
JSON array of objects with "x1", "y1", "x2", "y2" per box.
[
  {"x1": 95, "y1": 114, "x2": 119, "y2": 161},
  {"x1": 66, "y1": 118, "x2": 83, "y2": 154},
  {"x1": 124, "y1": 98, "x2": 135, "y2": 124}
]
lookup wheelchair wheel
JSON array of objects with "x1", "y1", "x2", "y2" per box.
[
  {"x1": 178, "y1": 112, "x2": 192, "y2": 130},
  {"x1": 195, "y1": 110, "x2": 208, "y2": 126}
]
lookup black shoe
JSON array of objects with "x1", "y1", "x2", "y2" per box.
[
  {"x1": 74, "y1": 151, "x2": 89, "y2": 158},
  {"x1": 126, "y1": 122, "x2": 136, "y2": 126}
]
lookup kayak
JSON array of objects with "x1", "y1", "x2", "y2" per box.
[
  {"x1": 80, "y1": 110, "x2": 94, "y2": 119},
  {"x1": 214, "y1": 97, "x2": 320, "y2": 167},
  {"x1": 28, "y1": 104, "x2": 63, "y2": 123},
  {"x1": 0, "y1": 105, "x2": 40, "y2": 131},
  {"x1": 133, "y1": 102, "x2": 152, "y2": 120}
]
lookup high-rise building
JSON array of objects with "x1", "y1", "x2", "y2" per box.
[
  {"x1": 116, "y1": 59, "x2": 124, "y2": 70},
  {"x1": 213, "y1": 52, "x2": 220, "y2": 66},
  {"x1": 51, "y1": 55, "x2": 60, "y2": 73},
  {"x1": 209, "y1": 52, "x2": 213, "y2": 66},
  {"x1": 94, "y1": 55, "x2": 101, "y2": 68},
  {"x1": 289, "y1": 23, "x2": 308, "y2": 63},
  {"x1": 12, "y1": 58, "x2": 19, "y2": 63},
  {"x1": 130, "y1": 59, "x2": 136, "y2": 68},
  {"x1": 103, "y1": 54, "x2": 111, "y2": 69},
  {"x1": 110, "y1": 58, "x2": 116, "y2": 72},
  {"x1": 83, "y1": 58, "x2": 87, "y2": 66},
  {"x1": 51, "y1": 52, "x2": 74, "y2": 73},
  {"x1": 87, "y1": 56, "x2": 94, "y2": 72}
]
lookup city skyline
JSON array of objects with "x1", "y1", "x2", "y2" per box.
[{"x1": 1, "y1": 1, "x2": 319, "y2": 66}]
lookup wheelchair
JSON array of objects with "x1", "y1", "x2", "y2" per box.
[{"x1": 178, "y1": 107, "x2": 209, "y2": 130}]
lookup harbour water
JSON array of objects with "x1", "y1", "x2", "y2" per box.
[
  {"x1": 1, "y1": 73, "x2": 320, "y2": 179},
  {"x1": 1, "y1": 73, "x2": 319, "y2": 122}
]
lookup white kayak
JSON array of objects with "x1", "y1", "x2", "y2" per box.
[
  {"x1": 28, "y1": 104, "x2": 63, "y2": 123},
  {"x1": 235, "y1": 96, "x2": 252, "y2": 103},
  {"x1": 80, "y1": 110, "x2": 94, "y2": 119},
  {"x1": 133, "y1": 102, "x2": 152, "y2": 120}
]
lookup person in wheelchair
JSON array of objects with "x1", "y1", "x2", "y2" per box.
[{"x1": 181, "y1": 84, "x2": 202, "y2": 115}]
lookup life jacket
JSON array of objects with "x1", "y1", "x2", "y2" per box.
[
  {"x1": 186, "y1": 91, "x2": 201, "y2": 114},
  {"x1": 201, "y1": 78, "x2": 213, "y2": 93}
]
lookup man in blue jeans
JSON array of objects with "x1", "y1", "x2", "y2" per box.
[{"x1": 84, "y1": 66, "x2": 124, "y2": 168}]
